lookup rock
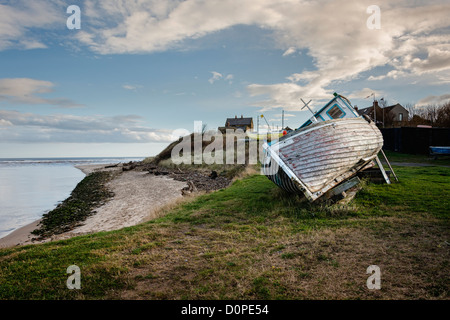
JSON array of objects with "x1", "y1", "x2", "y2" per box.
[{"x1": 209, "y1": 170, "x2": 218, "y2": 179}]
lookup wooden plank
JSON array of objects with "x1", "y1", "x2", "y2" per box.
[
  {"x1": 327, "y1": 176, "x2": 361, "y2": 197},
  {"x1": 374, "y1": 155, "x2": 391, "y2": 184},
  {"x1": 379, "y1": 149, "x2": 398, "y2": 182}
]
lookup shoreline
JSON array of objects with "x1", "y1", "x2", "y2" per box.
[
  {"x1": 0, "y1": 219, "x2": 42, "y2": 248},
  {"x1": 0, "y1": 162, "x2": 188, "y2": 248}
]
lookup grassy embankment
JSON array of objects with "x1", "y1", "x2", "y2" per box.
[{"x1": 0, "y1": 151, "x2": 448, "y2": 299}]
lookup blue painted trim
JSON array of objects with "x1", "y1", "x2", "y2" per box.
[
  {"x1": 326, "y1": 103, "x2": 346, "y2": 119},
  {"x1": 298, "y1": 94, "x2": 358, "y2": 129},
  {"x1": 299, "y1": 120, "x2": 311, "y2": 129},
  {"x1": 430, "y1": 146, "x2": 450, "y2": 154}
]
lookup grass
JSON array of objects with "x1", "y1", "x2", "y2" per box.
[
  {"x1": 0, "y1": 163, "x2": 448, "y2": 300},
  {"x1": 356, "y1": 165, "x2": 450, "y2": 218},
  {"x1": 382, "y1": 150, "x2": 450, "y2": 166}
]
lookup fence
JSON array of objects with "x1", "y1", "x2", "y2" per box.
[{"x1": 380, "y1": 127, "x2": 450, "y2": 154}]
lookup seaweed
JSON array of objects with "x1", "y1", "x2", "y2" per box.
[{"x1": 31, "y1": 171, "x2": 116, "y2": 238}]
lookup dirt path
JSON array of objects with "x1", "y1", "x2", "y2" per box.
[{"x1": 388, "y1": 162, "x2": 450, "y2": 167}]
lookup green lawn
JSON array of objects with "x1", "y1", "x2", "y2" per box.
[
  {"x1": 0, "y1": 165, "x2": 448, "y2": 300},
  {"x1": 383, "y1": 150, "x2": 450, "y2": 166}
]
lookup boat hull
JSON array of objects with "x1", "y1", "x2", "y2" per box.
[
  {"x1": 429, "y1": 146, "x2": 450, "y2": 155},
  {"x1": 263, "y1": 117, "x2": 383, "y2": 201}
]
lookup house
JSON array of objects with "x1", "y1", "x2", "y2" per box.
[
  {"x1": 218, "y1": 115, "x2": 254, "y2": 133},
  {"x1": 357, "y1": 101, "x2": 409, "y2": 127},
  {"x1": 384, "y1": 103, "x2": 409, "y2": 122}
]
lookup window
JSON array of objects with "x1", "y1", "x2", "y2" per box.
[
  {"x1": 327, "y1": 104, "x2": 345, "y2": 119},
  {"x1": 398, "y1": 113, "x2": 403, "y2": 121}
]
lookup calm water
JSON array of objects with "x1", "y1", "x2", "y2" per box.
[{"x1": 0, "y1": 157, "x2": 144, "y2": 239}]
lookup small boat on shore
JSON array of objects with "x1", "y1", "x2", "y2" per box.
[
  {"x1": 429, "y1": 146, "x2": 450, "y2": 156},
  {"x1": 262, "y1": 93, "x2": 385, "y2": 202}
]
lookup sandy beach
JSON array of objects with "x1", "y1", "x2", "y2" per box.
[{"x1": 0, "y1": 163, "x2": 188, "y2": 248}]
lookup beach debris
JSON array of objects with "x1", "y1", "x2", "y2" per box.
[
  {"x1": 182, "y1": 181, "x2": 198, "y2": 195},
  {"x1": 122, "y1": 161, "x2": 137, "y2": 171},
  {"x1": 209, "y1": 170, "x2": 218, "y2": 179},
  {"x1": 104, "y1": 163, "x2": 120, "y2": 169},
  {"x1": 139, "y1": 164, "x2": 231, "y2": 193}
]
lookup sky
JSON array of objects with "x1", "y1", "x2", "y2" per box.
[{"x1": 0, "y1": 0, "x2": 449, "y2": 158}]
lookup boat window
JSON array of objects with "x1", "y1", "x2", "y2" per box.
[{"x1": 327, "y1": 105, "x2": 345, "y2": 119}]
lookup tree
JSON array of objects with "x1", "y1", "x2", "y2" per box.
[
  {"x1": 404, "y1": 101, "x2": 450, "y2": 127},
  {"x1": 435, "y1": 102, "x2": 450, "y2": 127},
  {"x1": 421, "y1": 105, "x2": 440, "y2": 126}
]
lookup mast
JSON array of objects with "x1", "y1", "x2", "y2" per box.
[
  {"x1": 301, "y1": 99, "x2": 318, "y2": 123},
  {"x1": 261, "y1": 114, "x2": 271, "y2": 132},
  {"x1": 257, "y1": 115, "x2": 259, "y2": 135}
]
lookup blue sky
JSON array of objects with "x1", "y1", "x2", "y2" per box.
[{"x1": 0, "y1": 0, "x2": 449, "y2": 157}]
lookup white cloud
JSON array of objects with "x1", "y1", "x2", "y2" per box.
[
  {"x1": 122, "y1": 84, "x2": 142, "y2": 91},
  {"x1": 248, "y1": 1, "x2": 450, "y2": 109},
  {"x1": 369, "y1": 47, "x2": 450, "y2": 81},
  {"x1": 282, "y1": 47, "x2": 296, "y2": 57},
  {"x1": 348, "y1": 88, "x2": 384, "y2": 100},
  {"x1": 0, "y1": 119, "x2": 13, "y2": 127},
  {"x1": 416, "y1": 94, "x2": 450, "y2": 107},
  {"x1": 0, "y1": 0, "x2": 63, "y2": 51},
  {"x1": 0, "y1": 110, "x2": 174, "y2": 143},
  {"x1": 2, "y1": 0, "x2": 449, "y2": 111},
  {"x1": 0, "y1": 78, "x2": 83, "y2": 108},
  {"x1": 208, "y1": 72, "x2": 234, "y2": 85},
  {"x1": 247, "y1": 81, "x2": 329, "y2": 112},
  {"x1": 77, "y1": 0, "x2": 283, "y2": 54},
  {"x1": 274, "y1": 112, "x2": 296, "y2": 118},
  {"x1": 208, "y1": 71, "x2": 223, "y2": 84},
  {"x1": 225, "y1": 74, "x2": 234, "y2": 84}
]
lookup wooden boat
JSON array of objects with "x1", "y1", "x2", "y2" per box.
[{"x1": 262, "y1": 94, "x2": 384, "y2": 201}]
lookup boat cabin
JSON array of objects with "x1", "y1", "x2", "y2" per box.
[{"x1": 299, "y1": 93, "x2": 359, "y2": 129}]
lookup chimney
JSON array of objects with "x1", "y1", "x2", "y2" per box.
[
  {"x1": 241, "y1": 115, "x2": 243, "y2": 118},
  {"x1": 235, "y1": 115, "x2": 237, "y2": 119},
  {"x1": 373, "y1": 100, "x2": 379, "y2": 108}
]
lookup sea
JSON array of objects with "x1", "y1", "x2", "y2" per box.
[{"x1": 0, "y1": 157, "x2": 144, "y2": 239}]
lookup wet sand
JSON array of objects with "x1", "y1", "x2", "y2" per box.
[{"x1": 0, "y1": 164, "x2": 188, "y2": 248}]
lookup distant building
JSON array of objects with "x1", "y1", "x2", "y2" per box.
[
  {"x1": 218, "y1": 115, "x2": 254, "y2": 133},
  {"x1": 384, "y1": 103, "x2": 409, "y2": 122},
  {"x1": 357, "y1": 101, "x2": 409, "y2": 127}
]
